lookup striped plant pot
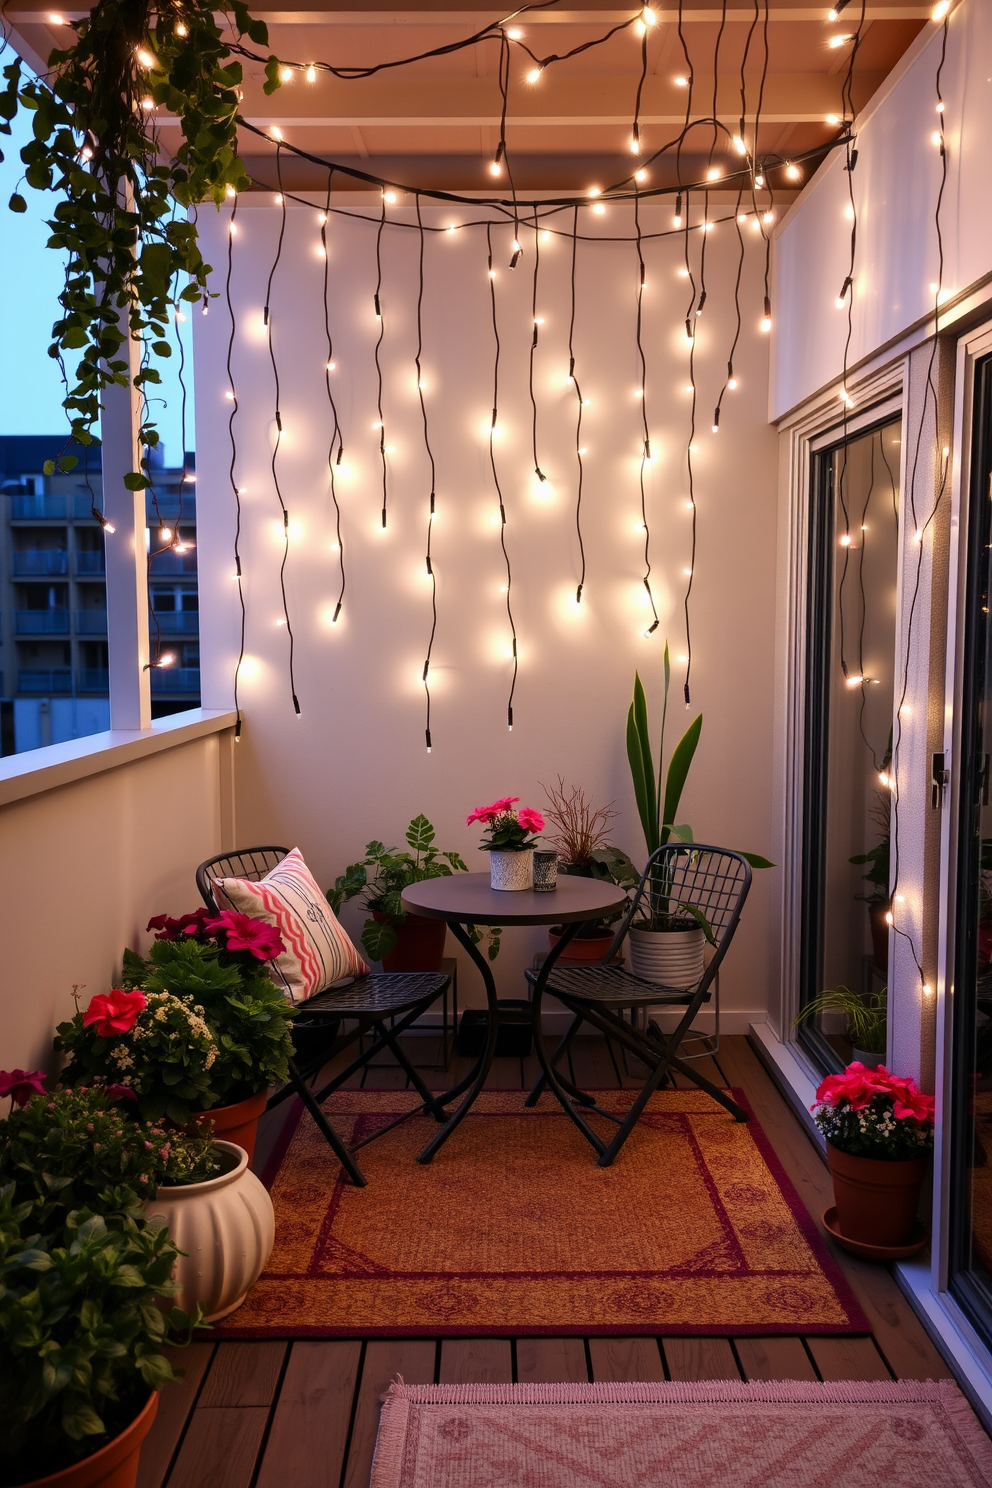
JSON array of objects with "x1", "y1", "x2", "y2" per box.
[{"x1": 627, "y1": 925, "x2": 705, "y2": 988}]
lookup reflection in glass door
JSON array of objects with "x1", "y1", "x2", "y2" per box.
[
  {"x1": 799, "y1": 417, "x2": 902, "y2": 1073},
  {"x1": 950, "y1": 352, "x2": 992, "y2": 1344}
]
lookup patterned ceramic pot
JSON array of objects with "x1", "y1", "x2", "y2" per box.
[
  {"x1": 489, "y1": 848, "x2": 534, "y2": 891},
  {"x1": 627, "y1": 925, "x2": 705, "y2": 988},
  {"x1": 146, "y1": 1140, "x2": 274, "y2": 1322}
]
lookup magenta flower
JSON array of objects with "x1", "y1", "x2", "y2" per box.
[
  {"x1": 83, "y1": 988, "x2": 147, "y2": 1038},
  {"x1": 147, "y1": 908, "x2": 212, "y2": 941},
  {"x1": 105, "y1": 1084, "x2": 137, "y2": 1104},
  {"x1": 517, "y1": 807, "x2": 544, "y2": 834},
  {"x1": 205, "y1": 910, "x2": 286, "y2": 960},
  {"x1": 467, "y1": 796, "x2": 520, "y2": 825},
  {"x1": 0, "y1": 1069, "x2": 48, "y2": 1107}
]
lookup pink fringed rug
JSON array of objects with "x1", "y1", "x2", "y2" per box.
[{"x1": 370, "y1": 1379, "x2": 992, "y2": 1488}]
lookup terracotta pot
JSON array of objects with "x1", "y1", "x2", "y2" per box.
[
  {"x1": 868, "y1": 899, "x2": 890, "y2": 970},
  {"x1": 19, "y1": 1392, "x2": 158, "y2": 1488},
  {"x1": 548, "y1": 928, "x2": 616, "y2": 963},
  {"x1": 627, "y1": 925, "x2": 705, "y2": 988},
  {"x1": 146, "y1": 1141, "x2": 275, "y2": 1322},
  {"x1": 826, "y1": 1142, "x2": 927, "y2": 1249},
  {"x1": 372, "y1": 910, "x2": 447, "y2": 972},
  {"x1": 489, "y1": 847, "x2": 534, "y2": 891},
  {"x1": 190, "y1": 1088, "x2": 268, "y2": 1161}
]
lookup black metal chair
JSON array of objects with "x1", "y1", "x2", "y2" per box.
[
  {"x1": 195, "y1": 847, "x2": 451, "y2": 1186},
  {"x1": 525, "y1": 843, "x2": 752, "y2": 1166}
]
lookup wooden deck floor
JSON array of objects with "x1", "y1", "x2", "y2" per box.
[{"x1": 137, "y1": 1034, "x2": 954, "y2": 1488}]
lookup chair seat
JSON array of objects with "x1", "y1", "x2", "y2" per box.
[
  {"x1": 525, "y1": 963, "x2": 711, "y2": 1008},
  {"x1": 296, "y1": 971, "x2": 449, "y2": 1021}
]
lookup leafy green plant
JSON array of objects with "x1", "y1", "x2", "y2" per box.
[
  {"x1": 0, "y1": 1187, "x2": 194, "y2": 1481},
  {"x1": 0, "y1": 0, "x2": 282, "y2": 473},
  {"x1": 794, "y1": 985, "x2": 887, "y2": 1056},
  {"x1": 625, "y1": 643, "x2": 773, "y2": 932},
  {"x1": 0, "y1": 1083, "x2": 219, "y2": 1228},
  {"x1": 328, "y1": 814, "x2": 472, "y2": 962}
]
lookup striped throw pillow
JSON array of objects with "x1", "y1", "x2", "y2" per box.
[{"x1": 212, "y1": 847, "x2": 368, "y2": 1003}]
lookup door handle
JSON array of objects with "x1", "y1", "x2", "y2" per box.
[{"x1": 931, "y1": 752, "x2": 949, "y2": 810}]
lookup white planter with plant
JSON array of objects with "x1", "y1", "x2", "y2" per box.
[
  {"x1": 794, "y1": 984, "x2": 887, "y2": 1068},
  {"x1": 467, "y1": 796, "x2": 544, "y2": 891},
  {"x1": 624, "y1": 644, "x2": 773, "y2": 982},
  {"x1": 145, "y1": 1140, "x2": 275, "y2": 1322}
]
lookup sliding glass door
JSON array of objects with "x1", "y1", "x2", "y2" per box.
[
  {"x1": 949, "y1": 352, "x2": 992, "y2": 1346},
  {"x1": 799, "y1": 414, "x2": 902, "y2": 1073}
]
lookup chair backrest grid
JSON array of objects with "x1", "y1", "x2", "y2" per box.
[
  {"x1": 195, "y1": 846, "x2": 290, "y2": 912},
  {"x1": 605, "y1": 843, "x2": 751, "y2": 980}
]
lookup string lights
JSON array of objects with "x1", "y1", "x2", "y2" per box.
[
  {"x1": 568, "y1": 206, "x2": 587, "y2": 606},
  {"x1": 633, "y1": 191, "x2": 658, "y2": 635},
  {"x1": 528, "y1": 204, "x2": 546, "y2": 487},
  {"x1": 224, "y1": 194, "x2": 246, "y2": 742},
  {"x1": 321, "y1": 173, "x2": 346, "y2": 624},
  {"x1": 415, "y1": 194, "x2": 439, "y2": 754},
  {"x1": 374, "y1": 191, "x2": 388, "y2": 529},
  {"x1": 486, "y1": 223, "x2": 518, "y2": 732}
]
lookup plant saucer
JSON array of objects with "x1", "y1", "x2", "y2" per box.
[{"x1": 822, "y1": 1206, "x2": 929, "y2": 1262}]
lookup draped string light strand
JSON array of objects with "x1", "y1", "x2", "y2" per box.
[
  {"x1": 486, "y1": 222, "x2": 518, "y2": 730},
  {"x1": 416, "y1": 194, "x2": 439, "y2": 753},
  {"x1": 528, "y1": 204, "x2": 546, "y2": 485},
  {"x1": 568, "y1": 206, "x2": 587, "y2": 605},
  {"x1": 373, "y1": 191, "x2": 388, "y2": 528},
  {"x1": 264, "y1": 147, "x2": 301, "y2": 714},
  {"x1": 224, "y1": 194, "x2": 246, "y2": 740},
  {"x1": 682, "y1": 194, "x2": 699, "y2": 705},
  {"x1": 321, "y1": 172, "x2": 346, "y2": 623},
  {"x1": 634, "y1": 189, "x2": 658, "y2": 635}
]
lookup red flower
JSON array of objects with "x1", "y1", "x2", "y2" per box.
[
  {"x1": 105, "y1": 1084, "x2": 137, "y2": 1104},
  {"x1": 204, "y1": 910, "x2": 285, "y2": 960},
  {"x1": 517, "y1": 807, "x2": 544, "y2": 833},
  {"x1": 467, "y1": 797, "x2": 519, "y2": 825},
  {"x1": 82, "y1": 988, "x2": 147, "y2": 1038},
  {"x1": 0, "y1": 1069, "x2": 47, "y2": 1107},
  {"x1": 147, "y1": 908, "x2": 212, "y2": 941},
  {"x1": 880, "y1": 1072, "x2": 935, "y2": 1124},
  {"x1": 814, "y1": 1062, "x2": 882, "y2": 1112}
]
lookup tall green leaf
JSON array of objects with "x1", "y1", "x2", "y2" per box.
[
  {"x1": 626, "y1": 703, "x2": 653, "y2": 853},
  {"x1": 631, "y1": 673, "x2": 658, "y2": 851},
  {"x1": 657, "y1": 641, "x2": 671, "y2": 809},
  {"x1": 660, "y1": 713, "x2": 702, "y2": 844}
]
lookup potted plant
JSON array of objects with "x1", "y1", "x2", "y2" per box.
[
  {"x1": 812, "y1": 1061, "x2": 935, "y2": 1256},
  {"x1": 624, "y1": 644, "x2": 773, "y2": 985},
  {"x1": 328, "y1": 815, "x2": 468, "y2": 969},
  {"x1": 794, "y1": 985, "x2": 887, "y2": 1069},
  {"x1": 56, "y1": 912, "x2": 296, "y2": 1160},
  {"x1": 0, "y1": 1078, "x2": 203, "y2": 1488},
  {"x1": 541, "y1": 779, "x2": 634, "y2": 961},
  {"x1": 849, "y1": 785, "x2": 891, "y2": 970},
  {"x1": 467, "y1": 797, "x2": 544, "y2": 891}
]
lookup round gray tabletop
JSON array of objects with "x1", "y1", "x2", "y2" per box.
[{"x1": 402, "y1": 872, "x2": 628, "y2": 927}]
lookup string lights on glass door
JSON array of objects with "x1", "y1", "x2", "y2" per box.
[
  {"x1": 567, "y1": 207, "x2": 587, "y2": 607},
  {"x1": 486, "y1": 223, "x2": 519, "y2": 733},
  {"x1": 373, "y1": 192, "x2": 389, "y2": 529},
  {"x1": 321, "y1": 173, "x2": 346, "y2": 626},
  {"x1": 528, "y1": 206, "x2": 546, "y2": 487},
  {"x1": 224, "y1": 195, "x2": 246, "y2": 741},
  {"x1": 415, "y1": 195, "x2": 439, "y2": 754},
  {"x1": 633, "y1": 192, "x2": 658, "y2": 635}
]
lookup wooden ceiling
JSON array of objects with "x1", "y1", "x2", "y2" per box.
[{"x1": 9, "y1": 3, "x2": 928, "y2": 194}]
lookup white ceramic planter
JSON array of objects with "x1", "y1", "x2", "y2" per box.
[
  {"x1": 146, "y1": 1140, "x2": 275, "y2": 1322},
  {"x1": 852, "y1": 1047, "x2": 886, "y2": 1070},
  {"x1": 489, "y1": 847, "x2": 534, "y2": 890},
  {"x1": 627, "y1": 925, "x2": 705, "y2": 988}
]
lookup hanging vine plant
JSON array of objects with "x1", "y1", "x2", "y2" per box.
[{"x1": 0, "y1": 0, "x2": 282, "y2": 485}]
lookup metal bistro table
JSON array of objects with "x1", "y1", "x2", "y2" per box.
[{"x1": 402, "y1": 872, "x2": 627, "y2": 1163}]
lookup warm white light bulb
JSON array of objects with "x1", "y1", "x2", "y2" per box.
[
  {"x1": 226, "y1": 184, "x2": 236, "y2": 198},
  {"x1": 136, "y1": 48, "x2": 155, "y2": 68},
  {"x1": 175, "y1": 21, "x2": 187, "y2": 35},
  {"x1": 827, "y1": 113, "x2": 840, "y2": 125},
  {"x1": 931, "y1": 130, "x2": 942, "y2": 146},
  {"x1": 839, "y1": 533, "x2": 851, "y2": 546},
  {"x1": 326, "y1": 361, "x2": 336, "y2": 372},
  {"x1": 225, "y1": 390, "x2": 235, "y2": 401},
  {"x1": 760, "y1": 315, "x2": 772, "y2": 332},
  {"x1": 754, "y1": 173, "x2": 765, "y2": 188},
  {"x1": 629, "y1": 135, "x2": 641, "y2": 153},
  {"x1": 592, "y1": 203, "x2": 606, "y2": 215},
  {"x1": 673, "y1": 214, "x2": 683, "y2": 229},
  {"x1": 785, "y1": 162, "x2": 801, "y2": 180},
  {"x1": 846, "y1": 674, "x2": 863, "y2": 687},
  {"x1": 306, "y1": 64, "x2": 317, "y2": 83},
  {"x1": 728, "y1": 376, "x2": 738, "y2": 390},
  {"x1": 588, "y1": 186, "x2": 601, "y2": 197},
  {"x1": 733, "y1": 135, "x2": 747, "y2": 155},
  {"x1": 763, "y1": 210, "x2": 774, "y2": 224},
  {"x1": 526, "y1": 67, "x2": 542, "y2": 84},
  {"x1": 829, "y1": 34, "x2": 852, "y2": 49},
  {"x1": 635, "y1": 18, "x2": 646, "y2": 35},
  {"x1": 642, "y1": 6, "x2": 657, "y2": 24},
  {"x1": 932, "y1": 0, "x2": 950, "y2": 17},
  {"x1": 141, "y1": 97, "x2": 154, "y2": 110},
  {"x1": 270, "y1": 125, "x2": 283, "y2": 141},
  {"x1": 279, "y1": 65, "x2": 293, "y2": 82},
  {"x1": 635, "y1": 169, "x2": 648, "y2": 183},
  {"x1": 489, "y1": 161, "x2": 502, "y2": 176},
  {"x1": 706, "y1": 167, "x2": 721, "y2": 181},
  {"x1": 159, "y1": 526, "x2": 173, "y2": 541},
  {"x1": 507, "y1": 27, "x2": 522, "y2": 39},
  {"x1": 383, "y1": 190, "x2": 397, "y2": 204},
  {"x1": 674, "y1": 75, "x2": 688, "y2": 87}
]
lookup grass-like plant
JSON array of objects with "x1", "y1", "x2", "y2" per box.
[{"x1": 794, "y1": 985, "x2": 887, "y2": 1056}]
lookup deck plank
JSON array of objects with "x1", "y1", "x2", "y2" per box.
[
  {"x1": 342, "y1": 1340, "x2": 436, "y2": 1488},
  {"x1": 254, "y1": 1341, "x2": 362, "y2": 1488},
  {"x1": 166, "y1": 1409, "x2": 269, "y2": 1488},
  {"x1": 806, "y1": 1336, "x2": 892, "y2": 1382},
  {"x1": 718, "y1": 1037, "x2": 953, "y2": 1381},
  {"x1": 734, "y1": 1337, "x2": 818, "y2": 1382},
  {"x1": 197, "y1": 1341, "x2": 287, "y2": 1408},
  {"x1": 663, "y1": 1337, "x2": 741, "y2": 1380},
  {"x1": 515, "y1": 1337, "x2": 589, "y2": 1384},
  {"x1": 136, "y1": 1344, "x2": 214, "y2": 1488},
  {"x1": 438, "y1": 1339, "x2": 514, "y2": 1384},
  {"x1": 588, "y1": 1337, "x2": 666, "y2": 1382}
]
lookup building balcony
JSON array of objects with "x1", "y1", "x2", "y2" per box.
[
  {"x1": 15, "y1": 609, "x2": 70, "y2": 635},
  {"x1": 77, "y1": 668, "x2": 109, "y2": 693},
  {"x1": 75, "y1": 610, "x2": 108, "y2": 635},
  {"x1": 74, "y1": 551, "x2": 105, "y2": 576},
  {"x1": 17, "y1": 668, "x2": 72, "y2": 693},
  {"x1": 72, "y1": 493, "x2": 106, "y2": 521},
  {"x1": 149, "y1": 550, "x2": 198, "y2": 576},
  {"x1": 9, "y1": 494, "x2": 68, "y2": 520},
  {"x1": 150, "y1": 611, "x2": 199, "y2": 635},
  {"x1": 150, "y1": 666, "x2": 200, "y2": 693},
  {"x1": 11, "y1": 551, "x2": 69, "y2": 577}
]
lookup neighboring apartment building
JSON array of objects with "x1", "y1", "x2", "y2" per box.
[{"x1": 0, "y1": 436, "x2": 198, "y2": 755}]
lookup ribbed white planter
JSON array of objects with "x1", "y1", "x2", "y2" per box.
[
  {"x1": 489, "y1": 847, "x2": 534, "y2": 891},
  {"x1": 146, "y1": 1140, "x2": 274, "y2": 1322},
  {"x1": 627, "y1": 925, "x2": 705, "y2": 988}
]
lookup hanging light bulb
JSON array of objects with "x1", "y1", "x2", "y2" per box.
[
  {"x1": 279, "y1": 65, "x2": 294, "y2": 82},
  {"x1": 159, "y1": 525, "x2": 173, "y2": 542},
  {"x1": 306, "y1": 64, "x2": 317, "y2": 83},
  {"x1": 733, "y1": 134, "x2": 747, "y2": 156},
  {"x1": 270, "y1": 125, "x2": 283, "y2": 141},
  {"x1": 674, "y1": 75, "x2": 688, "y2": 87},
  {"x1": 526, "y1": 65, "x2": 543, "y2": 84},
  {"x1": 760, "y1": 296, "x2": 772, "y2": 332},
  {"x1": 635, "y1": 169, "x2": 648, "y2": 183},
  {"x1": 932, "y1": 0, "x2": 950, "y2": 17},
  {"x1": 706, "y1": 166, "x2": 722, "y2": 181},
  {"x1": 175, "y1": 20, "x2": 188, "y2": 36}
]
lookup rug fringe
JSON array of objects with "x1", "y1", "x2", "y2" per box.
[
  {"x1": 381, "y1": 1378, "x2": 958, "y2": 1407},
  {"x1": 369, "y1": 1382, "x2": 412, "y2": 1488}
]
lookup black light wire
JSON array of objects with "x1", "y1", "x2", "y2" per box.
[
  {"x1": 567, "y1": 205, "x2": 587, "y2": 606},
  {"x1": 682, "y1": 195, "x2": 699, "y2": 706},
  {"x1": 486, "y1": 222, "x2": 518, "y2": 730},
  {"x1": 224, "y1": 194, "x2": 247, "y2": 740},
  {"x1": 373, "y1": 190, "x2": 388, "y2": 528},
  {"x1": 528, "y1": 203, "x2": 545, "y2": 484},
  {"x1": 263, "y1": 145, "x2": 301, "y2": 714},
  {"x1": 321, "y1": 171, "x2": 346, "y2": 624},
  {"x1": 634, "y1": 187, "x2": 658, "y2": 635},
  {"x1": 416, "y1": 193, "x2": 439, "y2": 753},
  {"x1": 631, "y1": 25, "x2": 647, "y2": 160}
]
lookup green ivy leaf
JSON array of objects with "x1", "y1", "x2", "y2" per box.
[
  {"x1": 123, "y1": 471, "x2": 150, "y2": 490},
  {"x1": 9, "y1": 191, "x2": 26, "y2": 212}
]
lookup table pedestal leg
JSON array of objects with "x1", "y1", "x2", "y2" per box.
[{"x1": 416, "y1": 921, "x2": 499, "y2": 1164}]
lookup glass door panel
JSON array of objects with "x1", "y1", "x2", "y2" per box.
[{"x1": 799, "y1": 417, "x2": 902, "y2": 1072}]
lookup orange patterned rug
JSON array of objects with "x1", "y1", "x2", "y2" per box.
[{"x1": 217, "y1": 1088, "x2": 868, "y2": 1338}]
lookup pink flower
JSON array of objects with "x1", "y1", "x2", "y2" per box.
[
  {"x1": 814, "y1": 1062, "x2": 881, "y2": 1112},
  {"x1": 83, "y1": 989, "x2": 147, "y2": 1038},
  {"x1": 147, "y1": 908, "x2": 212, "y2": 941},
  {"x1": 880, "y1": 1072, "x2": 935, "y2": 1124},
  {"x1": 467, "y1": 797, "x2": 520, "y2": 825},
  {"x1": 204, "y1": 910, "x2": 286, "y2": 960},
  {"x1": 517, "y1": 807, "x2": 544, "y2": 833},
  {"x1": 0, "y1": 1069, "x2": 48, "y2": 1107},
  {"x1": 105, "y1": 1084, "x2": 136, "y2": 1103}
]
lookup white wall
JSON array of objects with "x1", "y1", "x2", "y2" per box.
[
  {"x1": 772, "y1": 0, "x2": 992, "y2": 421},
  {"x1": 194, "y1": 196, "x2": 780, "y2": 1021},
  {"x1": 0, "y1": 730, "x2": 232, "y2": 1072}
]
